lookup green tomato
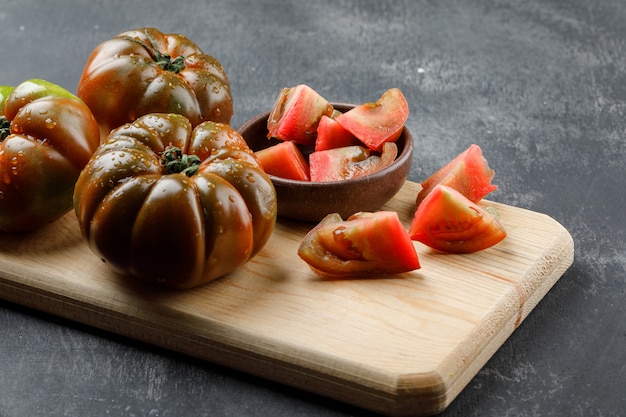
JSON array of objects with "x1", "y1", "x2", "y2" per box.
[{"x1": 0, "y1": 79, "x2": 100, "y2": 232}]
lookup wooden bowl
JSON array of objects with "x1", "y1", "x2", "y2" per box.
[{"x1": 238, "y1": 103, "x2": 414, "y2": 223}]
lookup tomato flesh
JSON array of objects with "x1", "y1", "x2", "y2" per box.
[
  {"x1": 298, "y1": 211, "x2": 421, "y2": 277},
  {"x1": 267, "y1": 84, "x2": 334, "y2": 146},
  {"x1": 309, "y1": 142, "x2": 397, "y2": 182},
  {"x1": 314, "y1": 114, "x2": 360, "y2": 152},
  {"x1": 335, "y1": 88, "x2": 408, "y2": 151},
  {"x1": 255, "y1": 140, "x2": 310, "y2": 181},
  {"x1": 409, "y1": 185, "x2": 506, "y2": 253},
  {"x1": 417, "y1": 144, "x2": 497, "y2": 206}
]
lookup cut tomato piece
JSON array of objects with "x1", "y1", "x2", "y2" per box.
[
  {"x1": 298, "y1": 211, "x2": 421, "y2": 277},
  {"x1": 416, "y1": 144, "x2": 497, "y2": 206},
  {"x1": 315, "y1": 114, "x2": 360, "y2": 152},
  {"x1": 267, "y1": 84, "x2": 334, "y2": 146},
  {"x1": 309, "y1": 142, "x2": 398, "y2": 182},
  {"x1": 409, "y1": 185, "x2": 506, "y2": 253},
  {"x1": 310, "y1": 145, "x2": 369, "y2": 182},
  {"x1": 255, "y1": 141, "x2": 310, "y2": 181},
  {"x1": 335, "y1": 88, "x2": 409, "y2": 151}
]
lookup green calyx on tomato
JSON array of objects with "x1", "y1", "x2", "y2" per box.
[
  {"x1": 74, "y1": 113, "x2": 277, "y2": 289},
  {"x1": 0, "y1": 79, "x2": 100, "y2": 233},
  {"x1": 160, "y1": 146, "x2": 201, "y2": 176},
  {"x1": 125, "y1": 31, "x2": 186, "y2": 74},
  {"x1": 0, "y1": 116, "x2": 10, "y2": 141}
]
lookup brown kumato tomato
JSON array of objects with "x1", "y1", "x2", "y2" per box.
[
  {"x1": 77, "y1": 27, "x2": 233, "y2": 138},
  {"x1": 74, "y1": 113, "x2": 277, "y2": 289}
]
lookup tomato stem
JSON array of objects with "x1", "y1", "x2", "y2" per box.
[
  {"x1": 0, "y1": 116, "x2": 10, "y2": 142},
  {"x1": 126, "y1": 31, "x2": 186, "y2": 74},
  {"x1": 161, "y1": 146, "x2": 201, "y2": 177}
]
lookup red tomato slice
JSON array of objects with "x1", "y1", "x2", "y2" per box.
[
  {"x1": 409, "y1": 185, "x2": 506, "y2": 253},
  {"x1": 267, "y1": 84, "x2": 334, "y2": 146},
  {"x1": 416, "y1": 144, "x2": 497, "y2": 206},
  {"x1": 309, "y1": 142, "x2": 398, "y2": 182},
  {"x1": 335, "y1": 88, "x2": 408, "y2": 151},
  {"x1": 298, "y1": 211, "x2": 421, "y2": 277},
  {"x1": 255, "y1": 141, "x2": 310, "y2": 181},
  {"x1": 314, "y1": 114, "x2": 360, "y2": 152}
]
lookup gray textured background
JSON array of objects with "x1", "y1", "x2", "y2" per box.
[{"x1": 0, "y1": 0, "x2": 624, "y2": 416}]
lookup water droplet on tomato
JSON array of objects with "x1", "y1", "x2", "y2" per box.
[{"x1": 44, "y1": 118, "x2": 57, "y2": 129}]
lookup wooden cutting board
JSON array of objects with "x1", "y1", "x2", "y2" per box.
[{"x1": 0, "y1": 181, "x2": 573, "y2": 417}]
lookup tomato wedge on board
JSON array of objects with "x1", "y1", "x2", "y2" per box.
[
  {"x1": 335, "y1": 88, "x2": 408, "y2": 151},
  {"x1": 255, "y1": 140, "x2": 310, "y2": 181},
  {"x1": 309, "y1": 142, "x2": 398, "y2": 182},
  {"x1": 299, "y1": 211, "x2": 421, "y2": 277},
  {"x1": 409, "y1": 185, "x2": 506, "y2": 253},
  {"x1": 416, "y1": 144, "x2": 497, "y2": 206},
  {"x1": 267, "y1": 84, "x2": 334, "y2": 146},
  {"x1": 314, "y1": 114, "x2": 360, "y2": 152}
]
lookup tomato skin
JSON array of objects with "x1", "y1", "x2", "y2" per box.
[
  {"x1": 74, "y1": 113, "x2": 277, "y2": 289},
  {"x1": 309, "y1": 142, "x2": 398, "y2": 182},
  {"x1": 416, "y1": 144, "x2": 497, "y2": 206},
  {"x1": 335, "y1": 88, "x2": 409, "y2": 151},
  {"x1": 409, "y1": 185, "x2": 506, "y2": 253},
  {"x1": 0, "y1": 79, "x2": 100, "y2": 232},
  {"x1": 298, "y1": 211, "x2": 420, "y2": 277},
  {"x1": 78, "y1": 27, "x2": 233, "y2": 138},
  {"x1": 267, "y1": 84, "x2": 334, "y2": 146}
]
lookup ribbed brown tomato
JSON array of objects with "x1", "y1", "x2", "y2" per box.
[
  {"x1": 74, "y1": 113, "x2": 277, "y2": 289},
  {"x1": 0, "y1": 79, "x2": 100, "y2": 232},
  {"x1": 77, "y1": 27, "x2": 233, "y2": 138}
]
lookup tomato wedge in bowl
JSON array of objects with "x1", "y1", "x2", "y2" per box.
[{"x1": 238, "y1": 103, "x2": 413, "y2": 222}]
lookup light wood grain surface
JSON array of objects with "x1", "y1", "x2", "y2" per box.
[{"x1": 0, "y1": 181, "x2": 574, "y2": 417}]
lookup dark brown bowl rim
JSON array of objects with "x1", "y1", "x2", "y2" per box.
[{"x1": 237, "y1": 102, "x2": 414, "y2": 188}]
